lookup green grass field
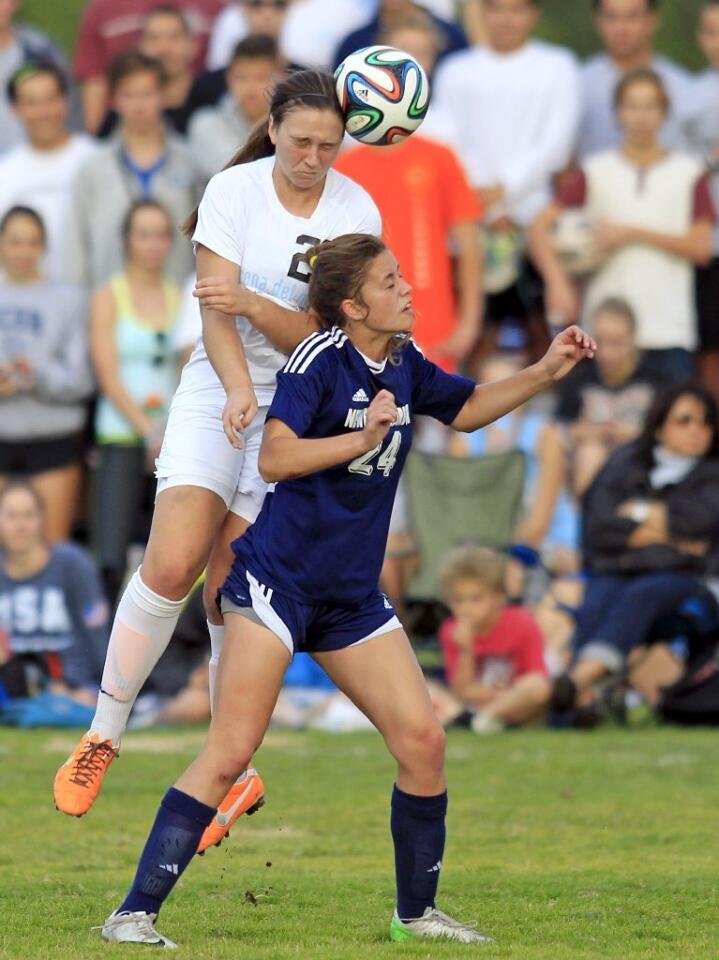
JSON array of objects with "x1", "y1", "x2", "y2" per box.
[{"x1": 1, "y1": 725, "x2": 716, "y2": 959}]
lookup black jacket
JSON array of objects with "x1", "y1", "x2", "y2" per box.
[{"x1": 582, "y1": 443, "x2": 719, "y2": 577}]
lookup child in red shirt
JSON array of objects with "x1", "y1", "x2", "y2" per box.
[{"x1": 439, "y1": 545, "x2": 550, "y2": 732}]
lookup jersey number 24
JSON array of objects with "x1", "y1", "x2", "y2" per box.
[{"x1": 349, "y1": 431, "x2": 402, "y2": 478}]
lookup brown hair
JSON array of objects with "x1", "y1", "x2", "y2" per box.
[
  {"x1": 0, "y1": 205, "x2": 46, "y2": 244},
  {"x1": 122, "y1": 199, "x2": 173, "y2": 253},
  {"x1": 439, "y1": 545, "x2": 507, "y2": 597},
  {"x1": 108, "y1": 50, "x2": 167, "y2": 96},
  {"x1": 305, "y1": 234, "x2": 387, "y2": 330},
  {"x1": 591, "y1": 296, "x2": 637, "y2": 334},
  {"x1": 182, "y1": 68, "x2": 342, "y2": 236},
  {"x1": 0, "y1": 479, "x2": 45, "y2": 514},
  {"x1": 613, "y1": 66, "x2": 670, "y2": 115}
]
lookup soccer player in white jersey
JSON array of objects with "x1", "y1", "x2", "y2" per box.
[
  {"x1": 99, "y1": 234, "x2": 596, "y2": 948},
  {"x1": 54, "y1": 71, "x2": 382, "y2": 852}
]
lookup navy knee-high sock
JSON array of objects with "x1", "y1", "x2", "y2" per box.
[
  {"x1": 391, "y1": 785, "x2": 448, "y2": 922},
  {"x1": 118, "y1": 787, "x2": 216, "y2": 917}
]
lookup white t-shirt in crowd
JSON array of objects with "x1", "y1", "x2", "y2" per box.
[
  {"x1": 565, "y1": 151, "x2": 713, "y2": 351},
  {"x1": 0, "y1": 134, "x2": 98, "y2": 280},
  {"x1": 206, "y1": 3, "x2": 248, "y2": 70},
  {"x1": 432, "y1": 40, "x2": 580, "y2": 226},
  {"x1": 280, "y1": 0, "x2": 370, "y2": 68},
  {"x1": 185, "y1": 155, "x2": 381, "y2": 405}
]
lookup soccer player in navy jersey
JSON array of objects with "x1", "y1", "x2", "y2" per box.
[{"x1": 100, "y1": 234, "x2": 596, "y2": 948}]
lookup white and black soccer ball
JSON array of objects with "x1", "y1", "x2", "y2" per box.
[{"x1": 334, "y1": 45, "x2": 430, "y2": 146}]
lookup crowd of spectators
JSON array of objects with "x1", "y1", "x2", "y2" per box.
[{"x1": 1, "y1": 0, "x2": 719, "y2": 732}]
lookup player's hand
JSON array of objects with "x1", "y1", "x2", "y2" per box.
[
  {"x1": 538, "y1": 325, "x2": 596, "y2": 383},
  {"x1": 361, "y1": 389, "x2": 397, "y2": 450},
  {"x1": 222, "y1": 385, "x2": 258, "y2": 449},
  {"x1": 194, "y1": 277, "x2": 257, "y2": 318}
]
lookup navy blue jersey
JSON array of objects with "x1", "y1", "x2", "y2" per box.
[{"x1": 234, "y1": 327, "x2": 475, "y2": 605}]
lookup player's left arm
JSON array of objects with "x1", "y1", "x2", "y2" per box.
[{"x1": 451, "y1": 326, "x2": 596, "y2": 433}]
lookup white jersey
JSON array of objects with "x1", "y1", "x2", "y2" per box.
[{"x1": 183, "y1": 155, "x2": 381, "y2": 405}]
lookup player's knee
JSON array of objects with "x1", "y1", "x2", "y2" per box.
[
  {"x1": 144, "y1": 557, "x2": 201, "y2": 599},
  {"x1": 395, "y1": 718, "x2": 446, "y2": 773},
  {"x1": 213, "y1": 742, "x2": 256, "y2": 787}
]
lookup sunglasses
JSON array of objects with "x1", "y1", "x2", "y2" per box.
[
  {"x1": 152, "y1": 331, "x2": 169, "y2": 368},
  {"x1": 243, "y1": 0, "x2": 288, "y2": 9},
  {"x1": 669, "y1": 413, "x2": 712, "y2": 427}
]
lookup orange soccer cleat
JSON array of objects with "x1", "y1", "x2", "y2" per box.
[
  {"x1": 53, "y1": 733, "x2": 119, "y2": 816},
  {"x1": 197, "y1": 766, "x2": 265, "y2": 854}
]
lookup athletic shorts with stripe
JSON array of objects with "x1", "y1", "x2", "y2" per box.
[
  {"x1": 219, "y1": 568, "x2": 401, "y2": 656},
  {"x1": 155, "y1": 384, "x2": 268, "y2": 523}
]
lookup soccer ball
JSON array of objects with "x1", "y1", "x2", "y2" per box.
[
  {"x1": 551, "y1": 209, "x2": 605, "y2": 277},
  {"x1": 334, "y1": 45, "x2": 430, "y2": 146}
]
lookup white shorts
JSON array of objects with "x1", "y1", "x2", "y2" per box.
[{"x1": 155, "y1": 389, "x2": 269, "y2": 523}]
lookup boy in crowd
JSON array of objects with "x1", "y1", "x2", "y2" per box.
[
  {"x1": 439, "y1": 545, "x2": 550, "y2": 734},
  {"x1": 577, "y1": 0, "x2": 694, "y2": 158},
  {"x1": 556, "y1": 298, "x2": 661, "y2": 496},
  {"x1": 0, "y1": 63, "x2": 96, "y2": 280},
  {"x1": 64, "y1": 52, "x2": 200, "y2": 289},
  {"x1": 0, "y1": 0, "x2": 65, "y2": 152},
  {"x1": 99, "y1": 6, "x2": 226, "y2": 137},
  {"x1": 74, "y1": 0, "x2": 223, "y2": 134},
  {"x1": 189, "y1": 35, "x2": 282, "y2": 182}
]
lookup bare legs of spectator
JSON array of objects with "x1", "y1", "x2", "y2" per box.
[
  {"x1": 571, "y1": 438, "x2": 610, "y2": 498},
  {"x1": 25, "y1": 462, "x2": 82, "y2": 542},
  {"x1": 480, "y1": 672, "x2": 551, "y2": 726}
]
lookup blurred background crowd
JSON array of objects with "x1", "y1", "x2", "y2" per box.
[{"x1": 1, "y1": 0, "x2": 718, "y2": 734}]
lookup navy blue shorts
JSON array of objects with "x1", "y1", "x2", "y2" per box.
[{"x1": 219, "y1": 567, "x2": 401, "y2": 657}]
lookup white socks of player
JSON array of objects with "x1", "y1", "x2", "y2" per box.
[
  {"x1": 206, "y1": 620, "x2": 224, "y2": 712},
  {"x1": 90, "y1": 570, "x2": 188, "y2": 745}
]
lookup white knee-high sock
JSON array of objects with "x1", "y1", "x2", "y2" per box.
[
  {"x1": 90, "y1": 569, "x2": 188, "y2": 745},
  {"x1": 207, "y1": 620, "x2": 225, "y2": 715}
]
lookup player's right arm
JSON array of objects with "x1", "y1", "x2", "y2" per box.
[
  {"x1": 259, "y1": 389, "x2": 397, "y2": 483},
  {"x1": 193, "y1": 276, "x2": 319, "y2": 354},
  {"x1": 196, "y1": 244, "x2": 258, "y2": 447}
]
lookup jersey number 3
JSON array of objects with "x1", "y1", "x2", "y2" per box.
[
  {"x1": 349, "y1": 431, "x2": 402, "y2": 478},
  {"x1": 288, "y1": 234, "x2": 321, "y2": 283}
]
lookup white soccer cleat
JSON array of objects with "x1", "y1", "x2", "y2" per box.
[
  {"x1": 389, "y1": 906, "x2": 493, "y2": 943},
  {"x1": 97, "y1": 910, "x2": 178, "y2": 948}
]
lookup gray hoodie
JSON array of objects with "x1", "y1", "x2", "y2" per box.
[
  {"x1": 0, "y1": 279, "x2": 93, "y2": 441},
  {"x1": 63, "y1": 133, "x2": 202, "y2": 289}
]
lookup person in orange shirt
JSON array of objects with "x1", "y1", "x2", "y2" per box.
[{"x1": 335, "y1": 14, "x2": 484, "y2": 372}]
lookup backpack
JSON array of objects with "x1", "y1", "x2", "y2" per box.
[{"x1": 658, "y1": 642, "x2": 719, "y2": 726}]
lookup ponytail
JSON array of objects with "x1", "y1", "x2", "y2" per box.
[
  {"x1": 182, "y1": 68, "x2": 342, "y2": 238},
  {"x1": 181, "y1": 118, "x2": 274, "y2": 236}
]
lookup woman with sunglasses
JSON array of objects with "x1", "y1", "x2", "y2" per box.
[
  {"x1": 90, "y1": 200, "x2": 181, "y2": 609},
  {"x1": 551, "y1": 383, "x2": 719, "y2": 714},
  {"x1": 55, "y1": 70, "x2": 381, "y2": 849}
]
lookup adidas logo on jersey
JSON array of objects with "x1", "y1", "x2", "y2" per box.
[{"x1": 352, "y1": 388, "x2": 370, "y2": 403}]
